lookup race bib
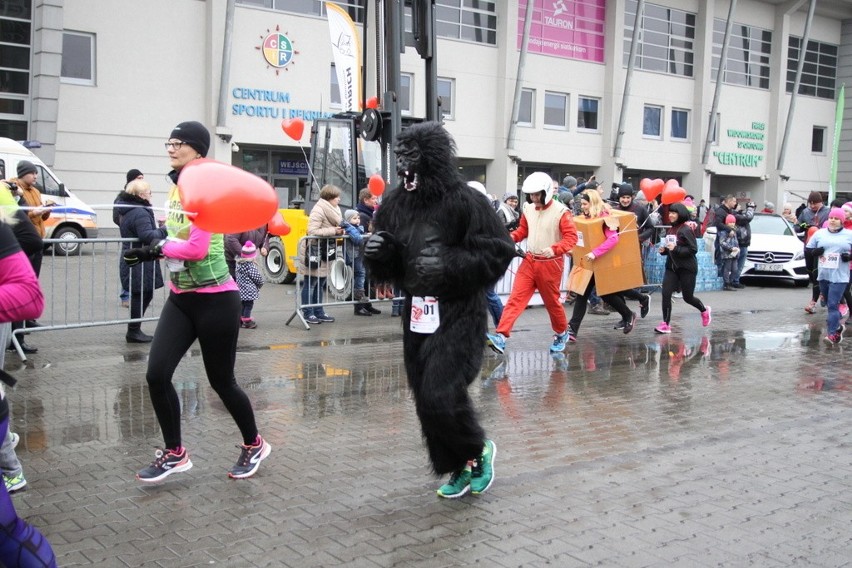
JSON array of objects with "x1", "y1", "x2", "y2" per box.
[
  {"x1": 576, "y1": 232, "x2": 585, "y2": 248},
  {"x1": 819, "y1": 252, "x2": 840, "y2": 269},
  {"x1": 410, "y1": 296, "x2": 440, "y2": 334},
  {"x1": 665, "y1": 235, "x2": 677, "y2": 247}
]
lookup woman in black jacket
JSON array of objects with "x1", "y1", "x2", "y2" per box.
[
  {"x1": 116, "y1": 180, "x2": 166, "y2": 343},
  {"x1": 655, "y1": 202, "x2": 711, "y2": 334}
]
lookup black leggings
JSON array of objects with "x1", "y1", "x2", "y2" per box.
[
  {"x1": 569, "y1": 275, "x2": 633, "y2": 333},
  {"x1": 661, "y1": 269, "x2": 705, "y2": 324},
  {"x1": 146, "y1": 290, "x2": 258, "y2": 449}
]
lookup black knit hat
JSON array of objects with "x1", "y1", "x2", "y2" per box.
[
  {"x1": 17, "y1": 160, "x2": 37, "y2": 178},
  {"x1": 126, "y1": 169, "x2": 143, "y2": 184},
  {"x1": 169, "y1": 121, "x2": 210, "y2": 157},
  {"x1": 617, "y1": 183, "x2": 634, "y2": 198}
]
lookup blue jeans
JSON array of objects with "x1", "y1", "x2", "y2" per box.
[
  {"x1": 353, "y1": 256, "x2": 365, "y2": 292},
  {"x1": 819, "y1": 280, "x2": 847, "y2": 334},
  {"x1": 733, "y1": 246, "x2": 748, "y2": 284},
  {"x1": 301, "y1": 276, "x2": 326, "y2": 317},
  {"x1": 485, "y1": 286, "x2": 503, "y2": 327}
]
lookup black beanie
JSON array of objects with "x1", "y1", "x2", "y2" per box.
[
  {"x1": 169, "y1": 121, "x2": 210, "y2": 157},
  {"x1": 17, "y1": 160, "x2": 37, "y2": 178},
  {"x1": 126, "y1": 169, "x2": 143, "y2": 184},
  {"x1": 618, "y1": 183, "x2": 634, "y2": 198}
]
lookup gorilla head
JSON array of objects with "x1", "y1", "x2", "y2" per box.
[{"x1": 394, "y1": 122, "x2": 458, "y2": 193}]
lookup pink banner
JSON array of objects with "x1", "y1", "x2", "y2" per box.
[{"x1": 518, "y1": 0, "x2": 606, "y2": 63}]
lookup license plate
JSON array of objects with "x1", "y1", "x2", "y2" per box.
[{"x1": 755, "y1": 263, "x2": 784, "y2": 272}]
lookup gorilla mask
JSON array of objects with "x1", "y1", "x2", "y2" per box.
[{"x1": 394, "y1": 122, "x2": 457, "y2": 193}]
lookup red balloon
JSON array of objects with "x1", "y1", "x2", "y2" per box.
[
  {"x1": 281, "y1": 118, "x2": 304, "y2": 141},
  {"x1": 178, "y1": 159, "x2": 278, "y2": 234},
  {"x1": 639, "y1": 178, "x2": 652, "y2": 193},
  {"x1": 268, "y1": 211, "x2": 291, "y2": 236},
  {"x1": 664, "y1": 178, "x2": 680, "y2": 192},
  {"x1": 661, "y1": 185, "x2": 687, "y2": 205},
  {"x1": 641, "y1": 178, "x2": 665, "y2": 201},
  {"x1": 366, "y1": 96, "x2": 379, "y2": 109},
  {"x1": 368, "y1": 174, "x2": 385, "y2": 197}
]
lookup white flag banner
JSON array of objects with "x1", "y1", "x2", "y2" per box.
[{"x1": 326, "y1": 2, "x2": 361, "y2": 113}]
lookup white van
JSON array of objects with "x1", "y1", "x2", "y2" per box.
[{"x1": 0, "y1": 137, "x2": 98, "y2": 255}]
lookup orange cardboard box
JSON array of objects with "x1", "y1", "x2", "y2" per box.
[{"x1": 570, "y1": 210, "x2": 644, "y2": 295}]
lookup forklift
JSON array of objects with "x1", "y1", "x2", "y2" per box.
[{"x1": 261, "y1": 0, "x2": 439, "y2": 284}]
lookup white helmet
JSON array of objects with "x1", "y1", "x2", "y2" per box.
[
  {"x1": 467, "y1": 180, "x2": 487, "y2": 196},
  {"x1": 521, "y1": 171, "x2": 555, "y2": 205}
]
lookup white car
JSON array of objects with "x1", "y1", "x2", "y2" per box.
[{"x1": 703, "y1": 213, "x2": 808, "y2": 285}]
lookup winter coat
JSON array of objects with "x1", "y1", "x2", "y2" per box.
[
  {"x1": 660, "y1": 204, "x2": 699, "y2": 273},
  {"x1": 116, "y1": 191, "x2": 166, "y2": 294},
  {"x1": 718, "y1": 227, "x2": 740, "y2": 260},
  {"x1": 299, "y1": 197, "x2": 342, "y2": 278},
  {"x1": 225, "y1": 227, "x2": 268, "y2": 264},
  {"x1": 236, "y1": 259, "x2": 264, "y2": 301},
  {"x1": 355, "y1": 202, "x2": 375, "y2": 233}
]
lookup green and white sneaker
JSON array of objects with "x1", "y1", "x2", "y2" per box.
[
  {"x1": 4, "y1": 472, "x2": 27, "y2": 493},
  {"x1": 437, "y1": 468, "x2": 471, "y2": 499},
  {"x1": 470, "y1": 440, "x2": 496, "y2": 495}
]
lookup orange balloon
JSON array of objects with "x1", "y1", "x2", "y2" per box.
[
  {"x1": 281, "y1": 118, "x2": 304, "y2": 141},
  {"x1": 368, "y1": 174, "x2": 385, "y2": 197},
  {"x1": 268, "y1": 211, "x2": 291, "y2": 236},
  {"x1": 366, "y1": 96, "x2": 379, "y2": 109},
  {"x1": 661, "y1": 185, "x2": 687, "y2": 205},
  {"x1": 178, "y1": 159, "x2": 278, "y2": 234}
]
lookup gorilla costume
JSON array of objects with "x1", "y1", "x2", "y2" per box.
[{"x1": 364, "y1": 122, "x2": 516, "y2": 476}]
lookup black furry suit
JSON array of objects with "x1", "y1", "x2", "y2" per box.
[{"x1": 364, "y1": 122, "x2": 516, "y2": 475}]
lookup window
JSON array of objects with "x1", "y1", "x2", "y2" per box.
[
  {"x1": 329, "y1": 64, "x2": 341, "y2": 107},
  {"x1": 711, "y1": 20, "x2": 771, "y2": 89},
  {"x1": 435, "y1": 0, "x2": 496, "y2": 45},
  {"x1": 518, "y1": 88, "x2": 535, "y2": 126},
  {"x1": 544, "y1": 92, "x2": 568, "y2": 129},
  {"x1": 437, "y1": 77, "x2": 454, "y2": 120},
  {"x1": 237, "y1": 0, "x2": 366, "y2": 23},
  {"x1": 671, "y1": 108, "x2": 689, "y2": 140},
  {"x1": 812, "y1": 126, "x2": 826, "y2": 153},
  {"x1": 577, "y1": 97, "x2": 599, "y2": 131},
  {"x1": 400, "y1": 73, "x2": 413, "y2": 115},
  {"x1": 643, "y1": 105, "x2": 662, "y2": 138},
  {"x1": 786, "y1": 37, "x2": 837, "y2": 99},
  {"x1": 624, "y1": 1, "x2": 695, "y2": 77},
  {"x1": 61, "y1": 31, "x2": 95, "y2": 85},
  {"x1": 0, "y1": 1, "x2": 31, "y2": 138}
]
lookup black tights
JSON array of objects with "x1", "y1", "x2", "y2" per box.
[
  {"x1": 146, "y1": 290, "x2": 258, "y2": 449},
  {"x1": 569, "y1": 275, "x2": 633, "y2": 333},
  {"x1": 661, "y1": 269, "x2": 705, "y2": 324}
]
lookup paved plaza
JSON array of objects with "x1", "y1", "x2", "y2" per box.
[{"x1": 3, "y1": 282, "x2": 851, "y2": 567}]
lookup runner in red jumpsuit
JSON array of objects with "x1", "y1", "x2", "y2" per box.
[{"x1": 486, "y1": 172, "x2": 578, "y2": 354}]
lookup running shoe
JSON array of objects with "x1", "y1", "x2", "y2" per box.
[
  {"x1": 640, "y1": 294, "x2": 651, "y2": 319},
  {"x1": 839, "y1": 303, "x2": 849, "y2": 318},
  {"x1": 824, "y1": 331, "x2": 843, "y2": 345},
  {"x1": 589, "y1": 304, "x2": 610, "y2": 315},
  {"x1": 804, "y1": 300, "x2": 817, "y2": 314},
  {"x1": 136, "y1": 448, "x2": 193, "y2": 483},
  {"x1": 486, "y1": 332, "x2": 506, "y2": 355},
  {"x1": 437, "y1": 468, "x2": 471, "y2": 499},
  {"x1": 567, "y1": 325, "x2": 578, "y2": 343},
  {"x1": 9, "y1": 431, "x2": 19, "y2": 449},
  {"x1": 3, "y1": 472, "x2": 27, "y2": 493},
  {"x1": 315, "y1": 313, "x2": 335, "y2": 323},
  {"x1": 470, "y1": 440, "x2": 496, "y2": 495},
  {"x1": 240, "y1": 319, "x2": 258, "y2": 329},
  {"x1": 654, "y1": 321, "x2": 672, "y2": 334},
  {"x1": 305, "y1": 314, "x2": 322, "y2": 325},
  {"x1": 228, "y1": 436, "x2": 271, "y2": 479},
  {"x1": 701, "y1": 306, "x2": 712, "y2": 327},
  {"x1": 550, "y1": 331, "x2": 569, "y2": 353},
  {"x1": 623, "y1": 312, "x2": 638, "y2": 334}
]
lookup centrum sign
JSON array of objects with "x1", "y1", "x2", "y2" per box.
[
  {"x1": 712, "y1": 121, "x2": 765, "y2": 168},
  {"x1": 230, "y1": 86, "x2": 334, "y2": 121}
]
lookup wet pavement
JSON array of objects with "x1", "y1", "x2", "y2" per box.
[{"x1": 4, "y1": 282, "x2": 851, "y2": 567}]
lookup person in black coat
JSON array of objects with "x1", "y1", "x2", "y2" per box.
[{"x1": 115, "y1": 180, "x2": 166, "y2": 343}]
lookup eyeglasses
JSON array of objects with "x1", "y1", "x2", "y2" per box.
[{"x1": 164, "y1": 141, "x2": 185, "y2": 150}]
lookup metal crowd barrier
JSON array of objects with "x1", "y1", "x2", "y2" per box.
[{"x1": 9, "y1": 237, "x2": 167, "y2": 361}]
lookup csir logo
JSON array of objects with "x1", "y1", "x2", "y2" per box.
[{"x1": 256, "y1": 25, "x2": 299, "y2": 75}]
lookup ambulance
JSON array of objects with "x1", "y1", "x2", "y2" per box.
[{"x1": 0, "y1": 137, "x2": 98, "y2": 255}]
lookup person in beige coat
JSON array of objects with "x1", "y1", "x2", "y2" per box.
[{"x1": 299, "y1": 184, "x2": 344, "y2": 324}]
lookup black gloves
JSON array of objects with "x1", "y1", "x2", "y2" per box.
[
  {"x1": 841, "y1": 252, "x2": 851, "y2": 262},
  {"x1": 810, "y1": 246, "x2": 825, "y2": 257},
  {"x1": 123, "y1": 240, "x2": 165, "y2": 267},
  {"x1": 414, "y1": 246, "x2": 445, "y2": 285},
  {"x1": 364, "y1": 231, "x2": 398, "y2": 262}
]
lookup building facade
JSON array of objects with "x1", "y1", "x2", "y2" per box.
[{"x1": 3, "y1": 0, "x2": 852, "y2": 226}]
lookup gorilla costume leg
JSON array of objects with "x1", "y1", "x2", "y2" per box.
[{"x1": 402, "y1": 298, "x2": 486, "y2": 474}]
